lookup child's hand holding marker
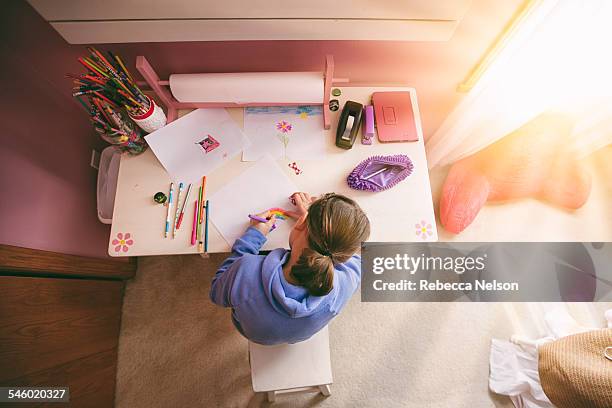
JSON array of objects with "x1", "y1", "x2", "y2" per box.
[
  {"x1": 248, "y1": 196, "x2": 314, "y2": 236},
  {"x1": 248, "y1": 211, "x2": 277, "y2": 236}
]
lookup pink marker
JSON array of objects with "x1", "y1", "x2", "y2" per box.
[{"x1": 191, "y1": 201, "x2": 198, "y2": 245}]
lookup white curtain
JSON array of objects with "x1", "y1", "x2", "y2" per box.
[{"x1": 426, "y1": 0, "x2": 612, "y2": 169}]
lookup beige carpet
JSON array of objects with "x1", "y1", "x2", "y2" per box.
[
  {"x1": 115, "y1": 148, "x2": 612, "y2": 407},
  {"x1": 115, "y1": 254, "x2": 514, "y2": 408}
]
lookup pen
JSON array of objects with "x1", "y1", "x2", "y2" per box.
[
  {"x1": 175, "y1": 183, "x2": 192, "y2": 231},
  {"x1": 199, "y1": 176, "x2": 207, "y2": 224},
  {"x1": 191, "y1": 200, "x2": 198, "y2": 246},
  {"x1": 164, "y1": 182, "x2": 174, "y2": 238},
  {"x1": 172, "y1": 182, "x2": 184, "y2": 238},
  {"x1": 248, "y1": 214, "x2": 277, "y2": 231},
  {"x1": 363, "y1": 167, "x2": 388, "y2": 180}
]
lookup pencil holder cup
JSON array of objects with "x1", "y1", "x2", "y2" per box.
[
  {"x1": 129, "y1": 96, "x2": 167, "y2": 133},
  {"x1": 96, "y1": 110, "x2": 148, "y2": 155}
]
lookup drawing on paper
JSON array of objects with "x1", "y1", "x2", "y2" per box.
[
  {"x1": 268, "y1": 208, "x2": 288, "y2": 220},
  {"x1": 196, "y1": 134, "x2": 220, "y2": 153},
  {"x1": 297, "y1": 106, "x2": 312, "y2": 119},
  {"x1": 145, "y1": 109, "x2": 248, "y2": 183},
  {"x1": 276, "y1": 120, "x2": 293, "y2": 133},
  {"x1": 242, "y1": 106, "x2": 326, "y2": 162},
  {"x1": 209, "y1": 156, "x2": 298, "y2": 250},
  {"x1": 288, "y1": 162, "x2": 303, "y2": 175},
  {"x1": 275, "y1": 121, "x2": 293, "y2": 158}
]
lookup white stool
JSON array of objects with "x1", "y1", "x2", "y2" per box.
[{"x1": 249, "y1": 326, "x2": 333, "y2": 402}]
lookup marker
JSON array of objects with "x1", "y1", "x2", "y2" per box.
[
  {"x1": 196, "y1": 186, "x2": 203, "y2": 242},
  {"x1": 175, "y1": 183, "x2": 192, "y2": 231},
  {"x1": 191, "y1": 200, "x2": 198, "y2": 246},
  {"x1": 164, "y1": 183, "x2": 174, "y2": 238},
  {"x1": 172, "y1": 182, "x2": 184, "y2": 238},
  {"x1": 248, "y1": 214, "x2": 277, "y2": 231},
  {"x1": 204, "y1": 200, "x2": 209, "y2": 252}
]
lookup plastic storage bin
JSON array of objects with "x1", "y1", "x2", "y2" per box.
[{"x1": 97, "y1": 146, "x2": 121, "y2": 224}]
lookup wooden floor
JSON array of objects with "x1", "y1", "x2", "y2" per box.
[{"x1": 0, "y1": 244, "x2": 136, "y2": 408}]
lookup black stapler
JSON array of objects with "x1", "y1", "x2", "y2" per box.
[{"x1": 336, "y1": 101, "x2": 363, "y2": 149}]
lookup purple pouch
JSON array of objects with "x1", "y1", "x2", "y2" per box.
[{"x1": 347, "y1": 154, "x2": 413, "y2": 192}]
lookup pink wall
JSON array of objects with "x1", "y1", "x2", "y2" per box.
[
  {"x1": 103, "y1": 0, "x2": 522, "y2": 139},
  {"x1": 0, "y1": 0, "x2": 520, "y2": 258},
  {"x1": 0, "y1": 1, "x2": 111, "y2": 258}
]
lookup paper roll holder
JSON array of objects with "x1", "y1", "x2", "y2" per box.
[{"x1": 135, "y1": 55, "x2": 347, "y2": 129}]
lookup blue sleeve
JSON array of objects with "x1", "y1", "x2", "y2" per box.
[
  {"x1": 329, "y1": 255, "x2": 362, "y2": 314},
  {"x1": 344, "y1": 255, "x2": 362, "y2": 290},
  {"x1": 209, "y1": 227, "x2": 267, "y2": 307}
]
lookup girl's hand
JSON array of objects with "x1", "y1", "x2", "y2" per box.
[
  {"x1": 250, "y1": 211, "x2": 277, "y2": 235},
  {"x1": 286, "y1": 192, "x2": 316, "y2": 219}
]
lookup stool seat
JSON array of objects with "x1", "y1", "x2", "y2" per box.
[{"x1": 249, "y1": 326, "x2": 333, "y2": 402}]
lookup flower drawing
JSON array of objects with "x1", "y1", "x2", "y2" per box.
[
  {"x1": 276, "y1": 120, "x2": 293, "y2": 158},
  {"x1": 112, "y1": 232, "x2": 134, "y2": 253},
  {"x1": 276, "y1": 121, "x2": 293, "y2": 133},
  {"x1": 415, "y1": 221, "x2": 433, "y2": 240}
]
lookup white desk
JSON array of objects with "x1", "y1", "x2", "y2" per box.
[{"x1": 109, "y1": 86, "x2": 438, "y2": 256}]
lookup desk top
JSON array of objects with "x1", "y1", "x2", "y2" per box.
[{"x1": 109, "y1": 86, "x2": 438, "y2": 256}]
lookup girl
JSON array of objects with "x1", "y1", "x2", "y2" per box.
[{"x1": 210, "y1": 192, "x2": 370, "y2": 345}]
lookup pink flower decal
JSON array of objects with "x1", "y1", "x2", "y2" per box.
[
  {"x1": 415, "y1": 221, "x2": 433, "y2": 240},
  {"x1": 276, "y1": 121, "x2": 293, "y2": 133},
  {"x1": 112, "y1": 232, "x2": 134, "y2": 253}
]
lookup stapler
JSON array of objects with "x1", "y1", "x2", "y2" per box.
[{"x1": 336, "y1": 101, "x2": 363, "y2": 149}]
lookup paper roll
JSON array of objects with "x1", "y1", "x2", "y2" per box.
[{"x1": 169, "y1": 72, "x2": 324, "y2": 104}]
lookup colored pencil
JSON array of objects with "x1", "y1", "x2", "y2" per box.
[
  {"x1": 75, "y1": 96, "x2": 91, "y2": 113},
  {"x1": 198, "y1": 200, "x2": 209, "y2": 254},
  {"x1": 172, "y1": 182, "x2": 184, "y2": 238},
  {"x1": 164, "y1": 183, "x2": 174, "y2": 238},
  {"x1": 199, "y1": 176, "x2": 207, "y2": 225},
  {"x1": 197, "y1": 177, "x2": 207, "y2": 253},
  {"x1": 70, "y1": 47, "x2": 150, "y2": 120},
  {"x1": 191, "y1": 201, "x2": 198, "y2": 246},
  {"x1": 175, "y1": 183, "x2": 192, "y2": 231}
]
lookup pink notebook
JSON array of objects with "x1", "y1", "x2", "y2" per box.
[{"x1": 372, "y1": 92, "x2": 418, "y2": 143}]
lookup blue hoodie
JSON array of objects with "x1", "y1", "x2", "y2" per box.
[{"x1": 210, "y1": 227, "x2": 361, "y2": 345}]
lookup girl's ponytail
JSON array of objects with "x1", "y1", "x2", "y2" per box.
[
  {"x1": 291, "y1": 248, "x2": 335, "y2": 296},
  {"x1": 290, "y1": 193, "x2": 370, "y2": 297}
]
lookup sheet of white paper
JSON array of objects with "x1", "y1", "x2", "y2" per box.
[
  {"x1": 145, "y1": 109, "x2": 248, "y2": 183},
  {"x1": 242, "y1": 105, "x2": 327, "y2": 161},
  {"x1": 210, "y1": 156, "x2": 298, "y2": 250}
]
